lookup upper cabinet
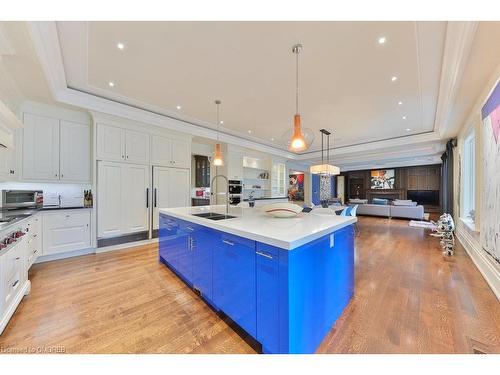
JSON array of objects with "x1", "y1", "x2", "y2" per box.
[
  {"x1": 59, "y1": 120, "x2": 91, "y2": 182},
  {"x1": 22, "y1": 113, "x2": 90, "y2": 182},
  {"x1": 227, "y1": 151, "x2": 244, "y2": 180},
  {"x1": 97, "y1": 124, "x2": 150, "y2": 164},
  {"x1": 151, "y1": 135, "x2": 190, "y2": 168}
]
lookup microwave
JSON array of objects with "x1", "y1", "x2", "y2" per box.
[{"x1": 0, "y1": 190, "x2": 43, "y2": 210}]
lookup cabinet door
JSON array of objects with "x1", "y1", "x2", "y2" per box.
[
  {"x1": 159, "y1": 214, "x2": 182, "y2": 270},
  {"x1": 125, "y1": 130, "x2": 150, "y2": 164},
  {"x1": 42, "y1": 210, "x2": 91, "y2": 255},
  {"x1": 123, "y1": 164, "x2": 150, "y2": 233},
  {"x1": 152, "y1": 167, "x2": 170, "y2": 230},
  {"x1": 191, "y1": 225, "x2": 217, "y2": 300},
  {"x1": 171, "y1": 139, "x2": 190, "y2": 168},
  {"x1": 227, "y1": 152, "x2": 243, "y2": 180},
  {"x1": 256, "y1": 244, "x2": 280, "y2": 353},
  {"x1": 97, "y1": 161, "x2": 123, "y2": 237},
  {"x1": 213, "y1": 233, "x2": 256, "y2": 336},
  {"x1": 97, "y1": 124, "x2": 125, "y2": 162},
  {"x1": 194, "y1": 155, "x2": 210, "y2": 188},
  {"x1": 59, "y1": 120, "x2": 90, "y2": 182},
  {"x1": 151, "y1": 135, "x2": 172, "y2": 166},
  {"x1": 22, "y1": 113, "x2": 60, "y2": 180},
  {"x1": 168, "y1": 168, "x2": 190, "y2": 208},
  {"x1": 1, "y1": 241, "x2": 26, "y2": 310}
]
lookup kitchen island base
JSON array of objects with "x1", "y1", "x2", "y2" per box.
[{"x1": 159, "y1": 212, "x2": 354, "y2": 354}]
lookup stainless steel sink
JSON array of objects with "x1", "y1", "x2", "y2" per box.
[{"x1": 192, "y1": 212, "x2": 236, "y2": 220}]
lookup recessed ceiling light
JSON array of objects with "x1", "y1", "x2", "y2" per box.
[
  {"x1": 402, "y1": 116, "x2": 407, "y2": 120},
  {"x1": 378, "y1": 37, "x2": 386, "y2": 44},
  {"x1": 220, "y1": 120, "x2": 224, "y2": 124},
  {"x1": 248, "y1": 130, "x2": 252, "y2": 134},
  {"x1": 398, "y1": 101, "x2": 403, "y2": 106},
  {"x1": 108, "y1": 81, "x2": 115, "y2": 87},
  {"x1": 271, "y1": 137, "x2": 275, "y2": 141},
  {"x1": 406, "y1": 128, "x2": 411, "y2": 132},
  {"x1": 176, "y1": 105, "x2": 181, "y2": 110},
  {"x1": 391, "y1": 76, "x2": 398, "y2": 82},
  {"x1": 117, "y1": 43, "x2": 125, "y2": 50}
]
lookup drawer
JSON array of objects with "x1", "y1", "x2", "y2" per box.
[
  {"x1": 43, "y1": 210, "x2": 91, "y2": 255},
  {"x1": 43, "y1": 210, "x2": 90, "y2": 228}
]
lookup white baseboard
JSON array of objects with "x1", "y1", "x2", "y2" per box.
[
  {"x1": 95, "y1": 238, "x2": 157, "y2": 254},
  {"x1": 456, "y1": 224, "x2": 500, "y2": 300}
]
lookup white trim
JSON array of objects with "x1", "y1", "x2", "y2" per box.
[
  {"x1": 434, "y1": 22, "x2": 478, "y2": 137},
  {"x1": 456, "y1": 223, "x2": 500, "y2": 301}
]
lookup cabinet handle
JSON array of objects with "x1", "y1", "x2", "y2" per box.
[
  {"x1": 256, "y1": 251, "x2": 273, "y2": 260},
  {"x1": 154, "y1": 188, "x2": 157, "y2": 207},
  {"x1": 122, "y1": 155, "x2": 125, "y2": 159},
  {"x1": 55, "y1": 173, "x2": 58, "y2": 177},
  {"x1": 15, "y1": 257, "x2": 20, "y2": 260},
  {"x1": 12, "y1": 280, "x2": 19, "y2": 288},
  {"x1": 65, "y1": 215, "x2": 70, "y2": 218},
  {"x1": 33, "y1": 234, "x2": 37, "y2": 238},
  {"x1": 126, "y1": 155, "x2": 129, "y2": 159},
  {"x1": 222, "y1": 239, "x2": 234, "y2": 246},
  {"x1": 146, "y1": 188, "x2": 149, "y2": 208},
  {"x1": 61, "y1": 174, "x2": 64, "y2": 178}
]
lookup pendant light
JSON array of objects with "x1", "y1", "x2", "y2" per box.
[
  {"x1": 282, "y1": 44, "x2": 314, "y2": 152},
  {"x1": 213, "y1": 100, "x2": 224, "y2": 166},
  {"x1": 310, "y1": 129, "x2": 340, "y2": 175}
]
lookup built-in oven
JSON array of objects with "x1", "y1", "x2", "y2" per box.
[
  {"x1": 0, "y1": 190, "x2": 43, "y2": 210},
  {"x1": 228, "y1": 180, "x2": 242, "y2": 194}
]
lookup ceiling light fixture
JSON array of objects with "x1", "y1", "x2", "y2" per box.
[
  {"x1": 406, "y1": 128, "x2": 411, "y2": 132},
  {"x1": 310, "y1": 129, "x2": 340, "y2": 176},
  {"x1": 398, "y1": 101, "x2": 403, "y2": 106},
  {"x1": 248, "y1": 130, "x2": 252, "y2": 134},
  {"x1": 402, "y1": 116, "x2": 407, "y2": 120},
  {"x1": 391, "y1": 76, "x2": 398, "y2": 82},
  {"x1": 213, "y1": 100, "x2": 224, "y2": 167},
  {"x1": 378, "y1": 37, "x2": 386, "y2": 44},
  {"x1": 108, "y1": 81, "x2": 115, "y2": 87},
  {"x1": 220, "y1": 120, "x2": 224, "y2": 124},
  {"x1": 176, "y1": 105, "x2": 181, "y2": 110},
  {"x1": 282, "y1": 44, "x2": 314, "y2": 152},
  {"x1": 117, "y1": 43, "x2": 125, "y2": 50}
]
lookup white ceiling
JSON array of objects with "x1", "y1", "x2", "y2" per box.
[{"x1": 56, "y1": 21, "x2": 446, "y2": 152}]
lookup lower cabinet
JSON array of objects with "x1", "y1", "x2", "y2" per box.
[
  {"x1": 213, "y1": 233, "x2": 256, "y2": 337},
  {"x1": 43, "y1": 210, "x2": 91, "y2": 255},
  {"x1": 255, "y1": 243, "x2": 280, "y2": 354},
  {"x1": 191, "y1": 224, "x2": 217, "y2": 301}
]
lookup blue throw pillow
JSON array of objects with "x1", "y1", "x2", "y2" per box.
[
  {"x1": 345, "y1": 206, "x2": 353, "y2": 216},
  {"x1": 372, "y1": 198, "x2": 388, "y2": 205}
]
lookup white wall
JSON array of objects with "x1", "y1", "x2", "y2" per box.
[{"x1": 453, "y1": 65, "x2": 500, "y2": 300}]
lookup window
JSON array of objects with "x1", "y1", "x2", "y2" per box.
[{"x1": 462, "y1": 129, "x2": 476, "y2": 221}]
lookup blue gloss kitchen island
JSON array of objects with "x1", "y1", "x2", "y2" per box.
[{"x1": 158, "y1": 205, "x2": 356, "y2": 354}]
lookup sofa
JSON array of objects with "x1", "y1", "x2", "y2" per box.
[{"x1": 350, "y1": 199, "x2": 424, "y2": 220}]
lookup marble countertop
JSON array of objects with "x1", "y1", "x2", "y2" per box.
[{"x1": 159, "y1": 205, "x2": 356, "y2": 250}]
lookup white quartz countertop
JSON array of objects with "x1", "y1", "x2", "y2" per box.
[{"x1": 159, "y1": 205, "x2": 357, "y2": 250}]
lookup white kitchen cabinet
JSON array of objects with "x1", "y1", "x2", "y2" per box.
[
  {"x1": 271, "y1": 162, "x2": 286, "y2": 197},
  {"x1": 96, "y1": 124, "x2": 125, "y2": 162},
  {"x1": 125, "y1": 129, "x2": 150, "y2": 164},
  {"x1": 1, "y1": 239, "x2": 27, "y2": 312},
  {"x1": 152, "y1": 166, "x2": 190, "y2": 230},
  {"x1": 123, "y1": 163, "x2": 150, "y2": 233},
  {"x1": 97, "y1": 124, "x2": 150, "y2": 164},
  {"x1": 25, "y1": 214, "x2": 42, "y2": 268},
  {"x1": 22, "y1": 113, "x2": 90, "y2": 182},
  {"x1": 22, "y1": 113, "x2": 60, "y2": 180},
  {"x1": 151, "y1": 135, "x2": 190, "y2": 168},
  {"x1": 97, "y1": 161, "x2": 123, "y2": 237},
  {"x1": 42, "y1": 209, "x2": 91, "y2": 256},
  {"x1": 97, "y1": 161, "x2": 150, "y2": 238},
  {"x1": 59, "y1": 120, "x2": 91, "y2": 182},
  {"x1": 227, "y1": 152, "x2": 244, "y2": 180}
]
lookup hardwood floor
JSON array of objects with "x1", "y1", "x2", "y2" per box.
[{"x1": 0, "y1": 216, "x2": 499, "y2": 354}]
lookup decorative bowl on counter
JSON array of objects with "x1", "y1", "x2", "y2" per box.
[{"x1": 262, "y1": 202, "x2": 303, "y2": 218}]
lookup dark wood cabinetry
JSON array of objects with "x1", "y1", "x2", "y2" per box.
[{"x1": 194, "y1": 155, "x2": 210, "y2": 187}]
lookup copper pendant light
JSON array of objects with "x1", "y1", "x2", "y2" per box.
[
  {"x1": 284, "y1": 44, "x2": 314, "y2": 152},
  {"x1": 213, "y1": 100, "x2": 224, "y2": 166}
]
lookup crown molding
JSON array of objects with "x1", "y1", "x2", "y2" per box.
[{"x1": 434, "y1": 21, "x2": 478, "y2": 137}]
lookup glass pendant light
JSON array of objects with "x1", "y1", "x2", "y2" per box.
[
  {"x1": 282, "y1": 44, "x2": 314, "y2": 152},
  {"x1": 310, "y1": 129, "x2": 340, "y2": 176},
  {"x1": 213, "y1": 100, "x2": 224, "y2": 166}
]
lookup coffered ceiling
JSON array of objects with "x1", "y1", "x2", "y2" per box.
[{"x1": 56, "y1": 21, "x2": 445, "y2": 153}]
